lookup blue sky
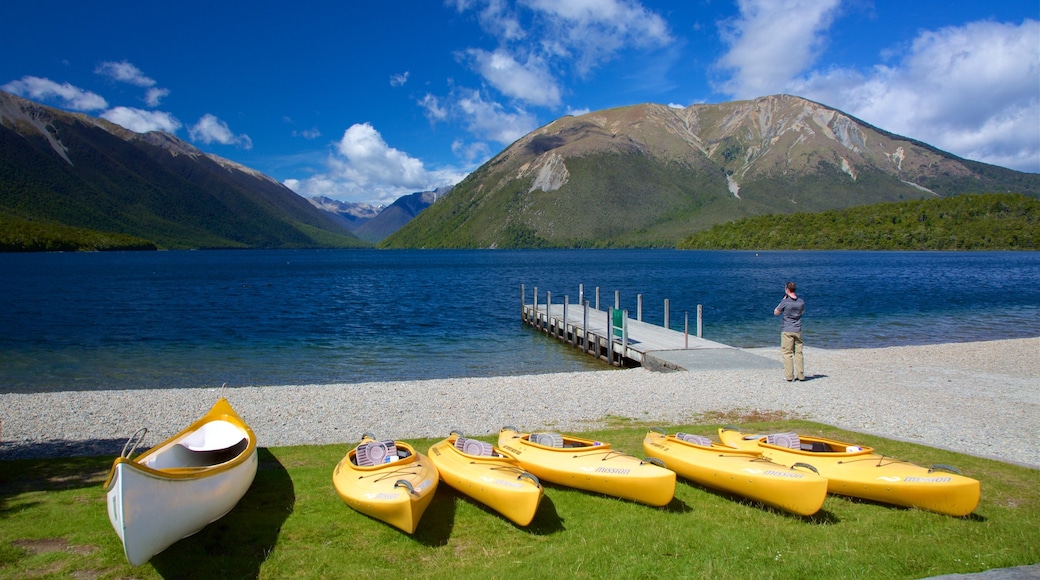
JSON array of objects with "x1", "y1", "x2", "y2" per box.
[{"x1": 2, "y1": 0, "x2": 1037, "y2": 205}]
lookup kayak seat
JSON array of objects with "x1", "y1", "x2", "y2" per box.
[
  {"x1": 676, "y1": 433, "x2": 713, "y2": 446},
  {"x1": 455, "y1": 437, "x2": 494, "y2": 456},
  {"x1": 766, "y1": 432, "x2": 801, "y2": 450},
  {"x1": 530, "y1": 432, "x2": 564, "y2": 448},
  {"x1": 356, "y1": 440, "x2": 398, "y2": 466}
]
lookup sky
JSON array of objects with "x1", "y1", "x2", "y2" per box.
[{"x1": 2, "y1": 0, "x2": 1037, "y2": 206}]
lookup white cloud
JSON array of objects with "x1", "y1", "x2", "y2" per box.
[
  {"x1": 1, "y1": 76, "x2": 108, "y2": 111},
  {"x1": 419, "y1": 93, "x2": 448, "y2": 121},
  {"x1": 461, "y1": 48, "x2": 562, "y2": 106},
  {"x1": 788, "y1": 19, "x2": 1040, "y2": 172},
  {"x1": 100, "y1": 107, "x2": 182, "y2": 133},
  {"x1": 715, "y1": 0, "x2": 841, "y2": 98},
  {"x1": 188, "y1": 114, "x2": 253, "y2": 149},
  {"x1": 390, "y1": 71, "x2": 409, "y2": 87},
  {"x1": 334, "y1": 123, "x2": 429, "y2": 187},
  {"x1": 283, "y1": 123, "x2": 467, "y2": 204},
  {"x1": 456, "y1": 89, "x2": 539, "y2": 144},
  {"x1": 523, "y1": 0, "x2": 672, "y2": 76},
  {"x1": 144, "y1": 87, "x2": 170, "y2": 107},
  {"x1": 452, "y1": 139, "x2": 491, "y2": 163},
  {"x1": 95, "y1": 60, "x2": 156, "y2": 87},
  {"x1": 292, "y1": 128, "x2": 322, "y2": 139}
]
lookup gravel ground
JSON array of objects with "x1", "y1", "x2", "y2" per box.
[{"x1": 1, "y1": 337, "x2": 1037, "y2": 468}]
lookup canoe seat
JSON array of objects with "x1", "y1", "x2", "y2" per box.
[
  {"x1": 530, "y1": 432, "x2": 564, "y2": 448},
  {"x1": 356, "y1": 440, "x2": 398, "y2": 466},
  {"x1": 766, "y1": 432, "x2": 801, "y2": 449},
  {"x1": 676, "y1": 433, "x2": 713, "y2": 446},
  {"x1": 455, "y1": 437, "x2": 494, "y2": 456},
  {"x1": 148, "y1": 438, "x2": 248, "y2": 469}
]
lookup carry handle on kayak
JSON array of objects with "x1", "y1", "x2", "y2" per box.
[
  {"x1": 395, "y1": 480, "x2": 418, "y2": 496},
  {"x1": 120, "y1": 427, "x2": 148, "y2": 459},
  {"x1": 791, "y1": 462, "x2": 819, "y2": 475}
]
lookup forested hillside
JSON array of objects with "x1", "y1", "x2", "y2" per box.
[{"x1": 676, "y1": 193, "x2": 1039, "y2": 250}]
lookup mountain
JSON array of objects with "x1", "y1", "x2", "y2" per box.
[
  {"x1": 381, "y1": 94, "x2": 1040, "y2": 249},
  {"x1": 352, "y1": 187, "x2": 448, "y2": 243},
  {"x1": 307, "y1": 196, "x2": 383, "y2": 231},
  {"x1": 0, "y1": 90, "x2": 367, "y2": 250}
]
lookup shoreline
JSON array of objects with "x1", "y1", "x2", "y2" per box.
[{"x1": 2, "y1": 337, "x2": 1038, "y2": 468}]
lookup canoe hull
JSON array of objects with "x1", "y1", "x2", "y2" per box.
[
  {"x1": 103, "y1": 398, "x2": 258, "y2": 567},
  {"x1": 718, "y1": 428, "x2": 981, "y2": 516},
  {"x1": 428, "y1": 435, "x2": 543, "y2": 526},
  {"x1": 498, "y1": 428, "x2": 675, "y2": 507},
  {"x1": 643, "y1": 430, "x2": 828, "y2": 516},
  {"x1": 332, "y1": 439, "x2": 438, "y2": 534}
]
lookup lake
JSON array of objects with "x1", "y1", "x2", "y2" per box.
[{"x1": 2, "y1": 249, "x2": 1038, "y2": 393}]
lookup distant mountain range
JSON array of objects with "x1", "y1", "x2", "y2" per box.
[
  {"x1": 3, "y1": 90, "x2": 1037, "y2": 252},
  {"x1": 309, "y1": 187, "x2": 447, "y2": 243},
  {"x1": 381, "y1": 94, "x2": 1040, "y2": 248},
  {"x1": 0, "y1": 90, "x2": 365, "y2": 250}
]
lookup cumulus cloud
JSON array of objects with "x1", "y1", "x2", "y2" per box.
[
  {"x1": 390, "y1": 71, "x2": 409, "y2": 87},
  {"x1": 188, "y1": 114, "x2": 253, "y2": 149},
  {"x1": 461, "y1": 48, "x2": 562, "y2": 107},
  {"x1": 714, "y1": 2, "x2": 1039, "y2": 172},
  {"x1": 283, "y1": 123, "x2": 467, "y2": 204},
  {"x1": 789, "y1": 19, "x2": 1040, "y2": 172},
  {"x1": 95, "y1": 60, "x2": 156, "y2": 87},
  {"x1": 715, "y1": 0, "x2": 841, "y2": 98},
  {"x1": 101, "y1": 107, "x2": 182, "y2": 133},
  {"x1": 1, "y1": 76, "x2": 108, "y2": 111}
]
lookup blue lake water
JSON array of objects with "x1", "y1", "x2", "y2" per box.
[{"x1": 2, "y1": 249, "x2": 1038, "y2": 393}]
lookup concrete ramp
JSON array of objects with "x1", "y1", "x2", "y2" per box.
[{"x1": 644, "y1": 348, "x2": 781, "y2": 372}]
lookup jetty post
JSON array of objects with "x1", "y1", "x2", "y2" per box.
[{"x1": 521, "y1": 283, "x2": 708, "y2": 369}]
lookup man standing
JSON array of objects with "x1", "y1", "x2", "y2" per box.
[{"x1": 773, "y1": 281, "x2": 805, "y2": 381}]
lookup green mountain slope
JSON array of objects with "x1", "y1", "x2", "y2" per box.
[
  {"x1": 0, "y1": 90, "x2": 367, "y2": 250},
  {"x1": 382, "y1": 95, "x2": 1039, "y2": 249},
  {"x1": 677, "y1": 193, "x2": 1040, "y2": 250}
]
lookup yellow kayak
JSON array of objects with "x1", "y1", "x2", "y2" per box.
[
  {"x1": 428, "y1": 432, "x2": 543, "y2": 526},
  {"x1": 642, "y1": 428, "x2": 828, "y2": 516},
  {"x1": 498, "y1": 426, "x2": 675, "y2": 506},
  {"x1": 332, "y1": 434, "x2": 439, "y2": 533},
  {"x1": 719, "y1": 427, "x2": 981, "y2": 516}
]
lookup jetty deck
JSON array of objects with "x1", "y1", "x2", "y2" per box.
[{"x1": 521, "y1": 289, "x2": 778, "y2": 372}]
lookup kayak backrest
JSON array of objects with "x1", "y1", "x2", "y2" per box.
[
  {"x1": 530, "y1": 432, "x2": 564, "y2": 448},
  {"x1": 356, "y1": 440, "x2": 398, "y2": 466},
  {"x1": 455, "y1": 437, "x2": 494, "y2": 456},
  {"x1": 676, "y1": 433, "x2": 713, "y2": 446},
  {"x1": 766, "y1": 432, "x2": 801, "y2": 449}
]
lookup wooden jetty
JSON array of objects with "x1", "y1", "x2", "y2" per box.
[{"x1": 520, "y1": 284, "x2": 743, "y2": 370}]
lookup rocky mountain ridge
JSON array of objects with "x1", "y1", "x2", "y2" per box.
[{"x1": 382, "y1": 94, "x2": 1038, "y2": 248}]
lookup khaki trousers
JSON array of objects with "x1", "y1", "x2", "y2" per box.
[{"x1": 780, "y1": 332, "x2": 804, "y2": 381}]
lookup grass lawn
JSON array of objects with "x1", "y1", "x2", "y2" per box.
[{"x1": 2, "y1": 418, "x2": 1038, "y2": 579}]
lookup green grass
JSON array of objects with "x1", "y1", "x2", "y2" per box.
[{"x1": 2, "y1": 420, "x2": 1038, "y2": 579}]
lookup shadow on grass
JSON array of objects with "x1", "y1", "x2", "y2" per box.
[
  {"x1": 149, "y1": 448, "x2": 294, "y2": 579},
  {"x1": 0, "y1": 437, "x2": 132, "y2": 462},
  {"x1": 412, "y1": 486, "x2": 457, "y2": 547},
  {"x1": 0, "y1": 453, "x2": 111, "y2": 516},
  {"x1": 680, "y1": 478, "x2": 840, "y2": 523}
]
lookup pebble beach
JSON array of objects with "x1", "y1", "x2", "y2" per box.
[{"x1": 2, "y1": 337, "x2": 1038, "y2": 468}]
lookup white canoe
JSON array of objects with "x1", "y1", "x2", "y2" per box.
[{"x1": 102, "y1": 398, "x2": 258, "y2": 566}]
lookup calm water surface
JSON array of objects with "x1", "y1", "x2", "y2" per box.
[{"x1": 2, "y1": 249, "x2": 1038, "y2": 393}]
